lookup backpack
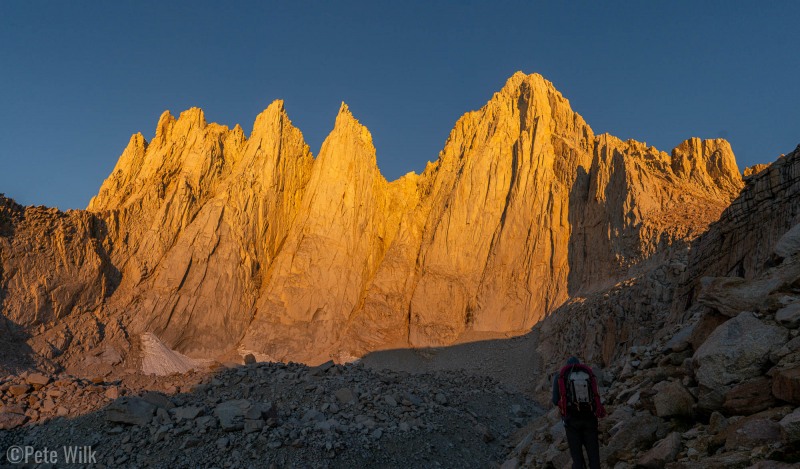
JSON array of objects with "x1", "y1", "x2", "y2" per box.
[
  {"x1": 566, "y1": 369, "x2": 593, "y2": 411},
  {"x1": 557, "y1": 363, "x2": 607, "y2": 418}
]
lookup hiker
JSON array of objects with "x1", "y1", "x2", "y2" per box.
[{"x1": 552, "y1": 356, "x2": 607, "y2": 469}]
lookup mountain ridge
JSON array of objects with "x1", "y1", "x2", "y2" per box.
[{"x1": 3, "y1": 72, "x2": 744, "y2": 368}]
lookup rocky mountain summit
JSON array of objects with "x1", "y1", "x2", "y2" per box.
[
  {"x1": 2, "y1": 72, "x2": 742, "y2": 370},
  {"x1": 1, "y1": 72, "x2": 798, "y2": 467}
]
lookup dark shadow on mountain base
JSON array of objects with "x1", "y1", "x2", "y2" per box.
[
  {"x1": 359, "y1": 330, "x2": 544, "y2": 398},
  {"x1": 90, "y1": 214, "x2": 122, "y2": 301},
  {"x1": 566, "y1": 165, "x2": 592, "y2": 296},
  {"x1": 0, "y1": 317, "x2": 38, "y2": 375},
  {"x1": 0, "y1": 361, "x2": 541, "y2": 469},
  {"x1": 359, "y1": 306, "x2": 619, "y2": 407},
  {"x1": 566, "y1": 148, "x2": 634, "y2": 299}
]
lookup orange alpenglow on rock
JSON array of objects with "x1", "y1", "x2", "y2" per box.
[{"x1": 2, "y1": 72, "x2": 744, "y2": 364}]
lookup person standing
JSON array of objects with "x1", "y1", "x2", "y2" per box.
[{"x1": 552, "y1": 356, "x2": 607, "y2": 469}]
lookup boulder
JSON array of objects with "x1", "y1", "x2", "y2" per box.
[
  {"x1": 603, "y1": 412, "x2": 665, "y2": 464},
  {"x1": 173, "y1": 406, "x2": 203, "y2": 421},
  {"x1": 155, "y1": 407, "x2": 172, "y2": 425},
  {"x1": 688, "y1": 312, "x2": 729, "y2": 351},
  {"x1": 302, "y1": 408, "x2": 325, "y2": 423},
  {"x1": 41, "y1": 399, "x2": 56, "y2": 413},
  {"x1": 708, "y1": 411, "x2": 728, "y2": 434},
  {"x1": 25, "y1": 373, "x2": 51, "y2": 388},
  {"x1": 105, "y1": 397, "x2": 156, "y2": 426},
  {"x1": 311, "y1": 360, "x2": 335, "y2": 375},
  {"x1": 772, "y1": 366, "x2": 800, "y2": 405},
  {"x1": 653, "y1": 381, "x2": 695, "y2": 418},
  {"x1": 0, "y1": 411, "x2": 27, "y2": 430},
  {"x1": 244, "y1": 419, "x2": 264, "y2": 433},
  {"x1": 637, "y1": 432, "x2": 681, "y2": 469},
  {"x1": 694, "y1": 312, "x2": 788, "y2": 390},
  {"x1": 214, "y1": 399, "x2": 251, "y2": 431},
  {"x1": 724, "y1": 417, "x2": 782, "y2": 450},
  {"x1": 776, "y1": 303, "x2": 800, "y2": 328},
  {"x1": 775, "y1": 222, "x2": 800, "y2": 258},
  {"x1": 141, "y1": 391, "x2": 174, "y2": 409},
  {"x1": 335, "y1": 388, "x2": 355, "y2": 404},
  {"x1": 664, "y1": 322, "x2": 695, "y2": 353},
  {"x1": 698, "y1": 276, "x2": 782, "y2": 317},
  {"x1": 722, "y1": 377, "x2": 777, "y2": 415},
  {"x1": 778, "y1": 407, "x2": 800, "y2": 443},
  {"x1": 696, "y1": 386, "x2": 727, "y2": 413},
  {"x1": 8, "y1": 384, "x2": 31, "y2": 396}
]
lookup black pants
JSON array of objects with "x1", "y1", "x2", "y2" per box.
[{"x1": 564, "y1": 415, "x2": 600, "y2": 469}]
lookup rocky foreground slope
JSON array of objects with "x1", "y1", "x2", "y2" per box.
[
  {"x1": 0, "y1": 361, "x2": 539, "y2": 468},
  {"x1": 503, "y1": 145, "x2": 800, "y2": 468}
]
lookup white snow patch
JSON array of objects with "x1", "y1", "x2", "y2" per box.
[{"x1": 140, "y1": 333, "x2": 212, "y2": 376}]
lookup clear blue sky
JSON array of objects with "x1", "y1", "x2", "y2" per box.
[{"x1": 1, "y1": 1, "x2": 798, "y2": 210}]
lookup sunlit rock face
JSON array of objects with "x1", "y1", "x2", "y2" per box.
[
  {"x1": 343, "y1": 73, "x2": 741, "y2": 355},
  {"x1": 4, "y1": 72, "x2": 743, "y2": 363},
  {"x1": 88, "y1": 101, "x2": 314, "y2": 357},
  {"x1": 241, "y1": 103, "x2": 419, "y2": 361}
]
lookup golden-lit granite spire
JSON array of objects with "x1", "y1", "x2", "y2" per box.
[
  {"x1": 671, "y1": 137, "x2": 742, "y2": 198},
  {"x1": 241, "y1": 100, "x2": 415, "y2": 361}
]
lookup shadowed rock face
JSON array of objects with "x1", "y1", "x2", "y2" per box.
[
  {"x1": 672, "y1": 145, "x2": 800, "y2": 321},
  {"x1": 508, "y1": 147, "x2": 800, "y2": 467},
  {"x1": 0, "y1": 197, "x2": 117, "y2": 328},
  {"x1": 2, "y1": 72, "x2": 743, "y2": 364}
]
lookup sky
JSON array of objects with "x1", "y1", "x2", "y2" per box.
[{"x1": 1, "y1": 1, "x2": 798, "y2": 210}]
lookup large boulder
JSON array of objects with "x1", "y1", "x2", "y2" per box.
[
  {"x1": 694, "y1": 312, "x2": 788, "y2": 390},
  {"x1": 724, "y1": 417, "x2": 782, "y2": 450},
  {"x1": 602, "y1": 412, "x2": 666, "y2": 464},
  {"x1": 775, "y1": 222, "x2": 800, "y2": 259},
  {"x1": 637, "y1": 431, "x2": 681, "y2": 469},
  {"x1": 105, "y1": 397, "x2": 156, "y2": 426},
  {"x1": 653, "y1": 381, "x2": 695, "y2": 418},
  {"x1": 214, "y1": 399, "x2": 251, "y2": 431},
  {"x1": 698, "y1": 277, "x2": 783, "y2": 317},
  {"x1": 779, "y1": 407, "x2": 800, "y2": 443},
  {"x1": 688, "y1": 311, "x2": 728, "y2": 351},
  {"x1": 664, "y1": 321, "x2": 696, "y2": 353},
  {"x1": 772, "y1": 366, "x2": 800, "y2": 405},
  {"x1": 722, "y1": 377, "x2": 777, "y2": 415},
  {"x1": 0, "y1": 411, "x2": 27, "y2": 430},
  {"x1": 25, "y1": 373, "x2": 51, "y2": 388},
  {"x1": 776, "y1": 303, "x2": 800, "y2": 329}
]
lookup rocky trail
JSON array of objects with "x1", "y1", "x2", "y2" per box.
[{"x1": 1, "y1": 361, "x2": 540, "y2": 468}]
